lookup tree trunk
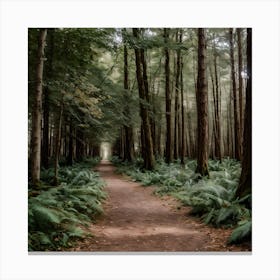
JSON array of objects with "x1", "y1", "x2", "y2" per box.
[
  {"x1": 133, "y1": 28, "x2": 155, "y2": 170},
  {"x1": 67, "y1": 118, "x2": 74, "y2": 165},
  {"x1": 213, "y1": 49, "x2": 222, "y2": 161},
  {"x1": 42, "y1": 87, "x2": 50, "y2": 169},
  {"x1": 164, "y1": 28, "x2": 172, "y2": 164},
  {"x1": 237, "y1": 28, "x2": 244, "y2": 149},
  {"x1": 229, "y1": 28, "x2": 241, "y2": 160},
  {"x1": 179, "y1": 30, "x2": 185, "y2": 165},
  {"x1": 122, "y1": 28, "x2": 134, "y2": 162},
  {"x1": 53, "y1": 102, "x2": 63, "y2": 186},
  {"x1": 196, "y1": 28, "x2": 209, "y2": 176},
  {"x1": 30, "y1": 28, "x2": 47, "y2": 186},
  {"x1": 76, "y1": 129, "x2": 85, "y2": 161},
  {"x1": 174, "y1": 30, "x2": 180, "y2": 160},
  {"x1": 42, "y1": 29, "x2": 54, "y2": 170},
  {"x1": 236, "y1": 28, "x2": 252, "y2": 199}
]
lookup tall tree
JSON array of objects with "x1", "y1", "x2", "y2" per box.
[
  {"x1": 196, "y1": 28, "x2": 209, "y2": 176},
  {"x1": 133, "y1": 28, "x2": 155, "y2": 170},
  {"x1": 179, "y1": 30, "x2": 185, "y2": 165},
  {"x1": 229, "y1": 28, "x2": 241, "y2": 160},
  {"x1": 30, "y1": 28, "x2": 47, "y2": 186},
  {"x1": 174, "y1": 29, "x2": 180, "y2": 160},
  {"x1": 237, "y1": 28, "x2": 244, "y2": 142},
  {"x1": 122, "y1": 28, "x2": 134, "y2": 162},
  {"x1": 67, "y1": 118, "x2": 74, "y2": 165},
  {"x1": 41, "y1": 29, "x2": 54, "y2": 169},
  {"x1": 236, "y1": 28, "x2": 252, "y2": 198},
  {"x1": 164, "y1": 28, "x2": 172, "y2": 164},
  {"x1": 213, "y1": 42, "x2": 222, "y2": 161},
  {"x1": 53, "y1": 101, "x2": 63, "y2": 186}
]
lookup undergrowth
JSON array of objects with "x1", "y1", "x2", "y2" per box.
[
  {"x1": 28, "y1": 158, "x2": 106, "y2": 251},
  {"x1": 111, "y1": 156, "x2": 251, "y2": 245}
]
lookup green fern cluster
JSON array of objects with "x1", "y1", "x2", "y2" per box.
[
  {"x1": 113, "y1": 157, "x2": 251, "y2": 245},
  {"x1": 28, "y1": 166, "x2": 106, "y2": 251}
]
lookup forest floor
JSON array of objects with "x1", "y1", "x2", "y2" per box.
[{"x1": 71, "y1": 160, "x2": 251, "y2": 252}]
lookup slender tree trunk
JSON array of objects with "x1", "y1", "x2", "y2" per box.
[
  {"x1": 67, "y1": 118, "x2": 74, "y2": 165},
  {"x1": 229, "y1": 28, "x2": 241, "y2": 160},
  {"x1": 237, "y1": 28, "x2": 244, "y2": 150},
  {"x1": 164, "y1": 28, "x2": 172, "y2": 164},
  {"x1": 41, "y1": 29, "x2": 54, "y2": 169},
  {"x1": 179, "y1": 30, "x2": 185, "y2": 165},
  {"x1": 196, "y1": 28, "x2": 209, "y2": 176},
  {"x1": 30, "y1": 28, "x2": 47, "y2": 186},
  {"x1": 236, "y1": 28, "x2": 252, "y2": 199},
  {"x1": 76, "y1": 129, "x2": 85, "y2": 161},
  {"x1": 122, "y1": 28, "x2": 134, "y2": 162},
  {"x1": 133, "y1": 28, "x2": 155, "y2": 170},
  {"x1": 42, "y1": 87, "x2": 50, "y2": 169},
  {"x1": 173, "y1": 30, "x2": 180, "y2": 160},
  {"x1": 213, "y1": 50, "x2": 222, "y2": 161},
  {"x1": 53, "y1": 102, "x2": 63, "y2": 186}
]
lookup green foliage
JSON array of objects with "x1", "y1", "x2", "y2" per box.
[
  {"x1": 28, "y1": 164, "x2": 106, "y2": 251},
  {"x1": 113, "y1": 157, "x2": 251, "y2": 244},
  {"x1": 228, "y1": 220, "x2": 252, "y2": 244}
]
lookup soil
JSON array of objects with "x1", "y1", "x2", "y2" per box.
[{"x1": 71, "y1": 161, "x2": 251, "y2": 252}]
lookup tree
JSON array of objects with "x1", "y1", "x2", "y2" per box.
[
  {"x1": 174, "y1": 29, "x2": 180, "y2": 160},
  {"x1": 229, "y1": 28, "x2": 241, "y2": 160},
  {"x1": 196, "y1": 28, "x2": 209, "y2": 176},
  {"x1": 164, "y1": 28, "x2": 173, "y2": 164},
  {"x1": 41, "y1": 29, "x2": 54, "y2": 169},
  {"x1": 179, "y1": 29, "x2": 185, "y2": 165},
  {"x1": 132, "y1": 28, "x2": 155, "y2": 170},
  {"x1": 53, "y1": 100, "x2": 63, "y2": 185},
  {"x1": 30, "y1": 28, "x2": 47, "y2": 186},
  {"x1": 212, "y1": 40, "x2": 222, "y2": 161},
  {"x1": 237, "y1": 28, "x2": 244, "y2": 141},
  {"x1": 122, "y1": 28, "x2": 134, "y2": 162},
  {"x1": 236, "y1": 28, "x2": 252, "y2": 199}
]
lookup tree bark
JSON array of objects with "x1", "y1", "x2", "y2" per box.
[
  {"x1": 213, "y1": 47, "x2": 222, "y2": 161},
  {"x1": 229, "y1": 28, "x2": 241, "y2": 160},
  {"x1": 237, "y1": 28, "x2": 244, "y2": 148},
  {"x1": 179, "y1": 30, "x2": 185, "y2": 165},
  {"x1": 196, "y1": 28, "x2": 209, "y2": 176},
  {"x1": 53, "y1": 102, "x2": 63, "y2": 186},
  {"x1": 67, "y1": 118, "x2": 74, "y2": 165},
  {"x1": 174, "y1": 30, "x2": 180, "y2": 160},
  {"x1": 76, "y1": 129, "x2": 85, "y2": 161},
  {"x1": 30, "y1": 28, "x2": 47, "y2": 186},
  {"x1": 42, "y1": 29, "x2": 54, "y2": 169},
  {"x1": 236, "y1": 28, "x2": 252, "y2": 199},
  {"x1": 133, "y1": 28, "x2": 155, "y2": 170},
  {"x1": 122, "y1": 28, "x2": 134, "y2": 162},
  {"x1": 164, "y1": 28, "x2": 172, "y2": 164}
]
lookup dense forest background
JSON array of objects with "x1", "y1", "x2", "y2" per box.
[
  {"x1": 28, "y1": 28, "x2": 252, "y2": 250},
  {"x1": 28, "y1": 28, "x2": 251, "y2": 189}
]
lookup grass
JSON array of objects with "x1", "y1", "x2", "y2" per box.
[
  {"x1": 28, "y1": 157, "x2": 106, "y2": 251},
  {"x1": 111, "y1": 156, "x2": 251, "y2": 245}
]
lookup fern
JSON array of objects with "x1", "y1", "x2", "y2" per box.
[
  {"x1": 113, "y1": 157, "x2": 251, "y2": 241},
  {"x1": 29, "y1": 162, "x2": 106, "y2": 251},
  {"x1": 228, "y1": 220, "x2": 252, "y2": 244}
]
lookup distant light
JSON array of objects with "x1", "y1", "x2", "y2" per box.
[
  {"x1": 241, "y1": 71, "x2": 248, "y2": 79},
  {"x1": 100, "y1": 142, "x2": 111, "y2": 160}
]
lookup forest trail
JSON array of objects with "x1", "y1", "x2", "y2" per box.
[{"x1": 72, "y1": 161, "x2": 249, "y2": 252}]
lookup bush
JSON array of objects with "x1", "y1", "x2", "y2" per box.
[{"x1": 28, "y1": 163, "x2": 106, "y2": 251}]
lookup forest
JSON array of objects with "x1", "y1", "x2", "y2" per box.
[{"x1": 28, "y1": 28, "x2": 252, "y2": 252}]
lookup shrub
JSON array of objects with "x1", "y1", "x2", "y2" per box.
[{"x1": 28, "y1": 164, "x2": 106, "y2": 251}]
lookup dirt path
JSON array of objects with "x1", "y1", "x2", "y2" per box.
[{"x1": 72, "y1": 161, "x2": 251, "y2": 252}]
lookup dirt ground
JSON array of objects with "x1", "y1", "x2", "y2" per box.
[{"x1": 71, "y1": 161, "x2": 251, "y2": 252}]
